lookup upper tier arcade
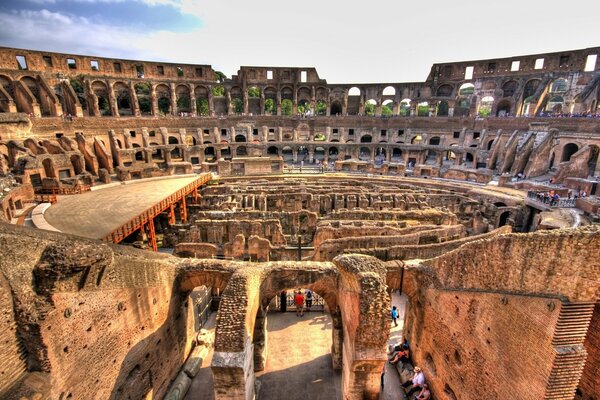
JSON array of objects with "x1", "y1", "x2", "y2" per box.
[{"x1": 0, "y1": 46, "x2": 598, "y2": 119}]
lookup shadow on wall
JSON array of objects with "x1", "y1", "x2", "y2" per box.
[{"x1": 108, "y1": 281, "x2": 190, "y2": 400}]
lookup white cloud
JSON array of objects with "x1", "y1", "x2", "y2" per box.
[{"x1": 4, "y1": 0, "x2": 600, "y2": 83}]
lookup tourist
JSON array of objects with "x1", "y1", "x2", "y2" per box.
[
  {"x1": 294, "y1": 289, "x2": 304, "y2": 317},
  {"x1": 389, "y1": 342, "x2": 410, "y2": 366},
  {"x1": 402, "y1": 366, "x2": 425, "y2": 397},
  {"x1": 280, "y1": 290, "x2": 287, "y2": 312},
  {"x1": 391, "y1": 305, "x2": 399, "y2": 327},
  {"x1": 305, "y1": 289, "x2": 313, "y2": 311},
  {"x1": 581, "y1": 190, "x2": 587, "y2": 198},
  {"x1": 413, "y1": 383, "x2": 431, "y2": 400}
]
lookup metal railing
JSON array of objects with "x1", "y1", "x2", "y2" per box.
[
  {"x1": 272, "y1": 291, "x2": 325, "y2": 312},
  {"x1": 526, "y1": 191, "x2": 576, "y2": 208}
]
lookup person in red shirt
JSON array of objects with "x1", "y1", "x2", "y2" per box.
[{"x1": 294, "y1": 290, "x2": 305, "y2": 317}]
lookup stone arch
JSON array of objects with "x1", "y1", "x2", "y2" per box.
[
  {"x1": 154, "y1": 83, "x2": 171, "y2": 115},
  {"x1": 437, "y1": 100, "x2": 449, "y2": 116},
  {"x1": 330, "y1": 101, "x2": 342, "y2": 116},
  {"x1": 204, "y1": 146, "x2": 216, "y2": 161},
  {"x1": 234, "y1": 134, "x2": 246, "y2": 143},
  {"x1": 134, "y1": 82, "x2": 152, "y2": 115},
  {"x1": 496, "y1": 100, "x2": 512, "y2": 116},
  {"x1": 42, "y1": 157, "x2": 56, "y2": 178},
  {"x1": 236, "y1": 146, "x2": 247, "y2": 156},
  {"x1": 429, "y1": 136, "x2": 441, "y2": 146},
  {"x1": 195, "y1": 85, "x2": 210, "y2": 116},
  {"x1": 365, "y1": 99, "x2": 377, "y2": 116},
  {"x1": 498, "y1": 210, "x2": 510, "y2": 227},
  {"x1": 175, "y1": 84, "x2": 191, "y2": 114},
  {"x1": 562, "y1": 143, "x2": 579, "y2": 162},
  {"x1": 382, "y1": 86, "x2": 396, "y2": 96},
  {"x1": 478, "y1": 96, "x2": 494, "y2": 117},
  {"x1": 360, "y1": 135, "x2": 373, "y2": 143},
  {"x1": 113, "y1": 81, "x2": 133, "y2": 116},
  {"x1": 458, "y1": 83, "x2": 475, "y2": 96},
  {"x1": 502, "y1": 80, "x2": 518, "y2": 98},
  {"x1": 436, "y1": 84, "x2": 453, "y2": 97},
  {"x1": 267, "y1": 146, "x2": 279, "y2": 156},
  {"x1": 91, "y1": 80, "x2": 111, "y2": 116},
  {"x1": 328, "y1": 146, "x2": 339, "y2": 160},
  {"x1": 263, "y1": 86, "x2": 277, "y2": 115},
  {"x1": 359, "y1": 146, "x2": 371, "y2": 161}
]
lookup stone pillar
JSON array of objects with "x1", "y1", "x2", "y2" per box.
[
  {"x1": 150, "y1": 86, "x2": 158, "y2": 116},
  {"x1": 189, "y1": 84, "x2": 197, "y2": 116},
  {"x1": 259, "y1": 92, "x2": 265, "y2": 115},
  {"x1": 169, "y1": 83, "x2": 177, "y2": 116},
  {"x1": 129, "y1": 82, "x2": 140, "y2": 117},
  {"x1": 292, "y1": 88, "x2": 298, "y2": 115},
  {"x1": 243, "y1": 88, "x2": 249, "y2": 115},
  {"x1": 108, "y1": 82, "x2": 119, "y2": 117},
  {"x1": 292, "y1": 149, "x2": 298, "y2": 163},
  {"x1": 208, "y1": 87, "x2": 215, "y2": 116},
  {"x1": 196, "y1": 128, "x2": 204, "y2": 145},
  {"x1": 455, "y1": 152, "x2": 464, "y2": 166},
  {"x1": 410, "y1": 100, "x2": 417, "y2": 117},
  {"x1": 331, "y1": 310, "x2": 343, "y2": 370}
]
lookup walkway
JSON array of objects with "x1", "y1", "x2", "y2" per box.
[
  {"x1": 381, "y1": 292, "x2": 409, "y2": 400},
  {"x1": 184, "y1": 312, "x2": 216, "y2": 400},
  {"x1": 43, "y1": 175, "x2": 205, "y2": 240},
  {"x1": 256, "y1": 311, "x2": 341, "y2": 400}
]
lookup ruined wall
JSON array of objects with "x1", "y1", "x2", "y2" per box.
[
  {"x1": 579, "y1": 303, "x2": 600, "y2": 399},
  {"x1": 405, "y1": 290, "x2": 559, "y2": 400},
  {"x1": 0, "y1": 224, "x2": 192, "y2": 400}
]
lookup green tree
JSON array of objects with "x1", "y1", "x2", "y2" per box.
[
  {"x1": 196, "y1": 98, "x2": 209, "y2": 115},
  {"x1": 212, "y1": 86, "x2": 224, "y2": 97},
  {"x1": 381, "y1": 104, "x2": 393, "y2": 116},
  {"x1": 135, "y1": 82, "x2": 151, "y2": 96},
  {"x1": 70, "y1": 78, "x2": 84, "y2": 94},
  {"x1": 177, "y1": 95, "x2": 190, "y2": 111},
  {"x1": 158, "y1": 97, "x2": 170, "y2": 115},
  {"x1": 281, "y1": 99, "x2": 293, "y2": 116},
  {"x1": 297, "y1": 101, "x2": 310, "y2": 115},
  {"x1": 417, "y1": 104, "x2": 429, "y2": 116},
  {"x1": 264, "y1": 98, "x2": 274, "y2": 114},
  {"x1": 232, "y1": 98, "x2": 243, "y2": 114},
  {"x1": 138, "y1": 98, "x2": 151, "y2": 114},
  {"x1": 214, "y1": 71, "x2": 226, "y2": 83},
  {"x1": 316, "y1": 100, "x2": 327, "y2": 115},
  {"x1": 247, "y1": 87, "x2": 260, "y2": 98},
  {"x1": 364, "y1": 102, "x2": 375, "y2": 116}
]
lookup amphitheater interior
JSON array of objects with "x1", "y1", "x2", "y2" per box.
[{"x1": 0, "y1": 46, "x2": 599, "y2": 400}]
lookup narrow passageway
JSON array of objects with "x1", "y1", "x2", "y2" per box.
[
  {"x1": 256, "y1": 312, "x2": 341, "y2": 400},
  {"x1": 381, "y1": 292, "x2": 409, "y2": 400},
  {"x1": 184, "y1": 312, "x2": 216, "y2": 400}
]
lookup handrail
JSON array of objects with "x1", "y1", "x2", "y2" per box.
[{"x1": 102, "y1": 174, "x2": 211, "y2": 243}]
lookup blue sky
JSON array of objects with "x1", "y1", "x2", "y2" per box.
[{"x1": 0, "y1": 0, "x2": 599, "y2": 83}]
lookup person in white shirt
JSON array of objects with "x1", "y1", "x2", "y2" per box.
[{"x1": 402, "y1": 366, "x2": 425, "y2": 397}]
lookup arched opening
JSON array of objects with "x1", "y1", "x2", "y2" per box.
[
  {"x1": 230, "y1": 86, "x2": 243, "y2": 114},
  {"x1": 135, "y1": 151, "x2": 144, "y2": 161},
  {"x1": 92, "y1": 81, "x2": 111, "y2": 116},
  {"x1": 70, "y1": 154, "x2": 83, "y2": 175},
  {"x1": 297, "y1": 87, "x2": 311, "y2": 115},
  {"x1": 155, "y1": 84, "x2": 171, "y2": 115},
  {"x1": 411, "y1": 135, "x2": 423, "y2": 144},
  {"x1": 328, "y1": 147, "x2": 339, "y2": 161},
  {"x1": 315, "y1": 100, "x2": 327, "y2": 116},
  {"x1": 347, "y1": 87, "x2": 361, "y2": 115},
  {"x1": 330, "y1": 101, "x2": 342, "y2": 116},
  {"x1": 359, "y1": 147, "x2": 370, "y2": 161},
  {"x1": 365, "y1": 99, "x2": 377, "y2": 116},
  {"x1": 212, "y1": 85, "x2": 227, "y2": 115},
  {"x1": 478, "y1": 96, "x2": 494, "y2": 117},
  {"x1": 382, "y1": 86, "x2": 396, "y2": 96},
  {"x1": 282, "y1": 146, "x2": 293, "y2": 162},
  {"x1": 550, "y1": 78, "x2": 568, "y2": 93},
  {"x1": 263, "y1": 87, "x2": 277, "y2": 115},
  {"x1": 281, "y1": 87, "x2": 293, "y2": 116},
  {"x1": 168, "y1": 137, "x2": 179, "y2": 145},
  {"x1": 42, "y1": 158, "x2": 56, "y2": 178},
  {"x1": 360, "y1": 135, "x2": 372, "y2": 143},
  {"x1": 221, "y1": 147, "x2": 231, "y2": 160},
  {"x1": 436, "y1": 101, "x2": 449, "y2": 116},
  {"x1": 436, "y1": 84, "x2": 453, "y2": 97},
  {"x1": 135, "y1": 82, "x2": 152, "y2": 115},
  {"x1": 399, "y1": 99, "x2": 411, "y2": 117},
  {"x1": 204, "y1": 146, "x2": 216, "y2": 162},
  {"x1": 175, "y1": 85, "x2": 191, "y2": 114},
  {"x1": 236, "y1": 146, "x2": 247, "y2": 156},
  {"x1": 235, "y1": 134, "x2": 246, "y2": 143},
  {"x1": 247, "y1": 86, "x2": 261, "y2": 115},
  {"x1": 267, "y1": 146, "x2": 279, "y2": 156},
  {"x1": 562, "y1": 143, "x2": 579, "y2": 162},
  {"x1": 496, "y1": 100, "x2": 511, "y2": 116},
  {"x1": 429, "y1": 136, "x2": 441, "y2": 146},
  {"x1": 195, "y1": 85, "x2": 210, "y2": 116},
  {"x1": 382, "y1": 99, "x2": 394, "y2": 116},
  {"x1": 544, "y1": 96, "x2": 565, "y2": 115},
  {"x1": 392, "y1": 148, "x2": 402, "y2": 162},
  {"x1": 588, "y1": 145, "x2": 599, "y2": 176},
  {"x1": 498, "y1": 211, "x2": 510, "y2": 227},
  {"x1": 458, "y1": 83, "x2": 475, "y2": 96},
  {"x1": 487, "y1": 139, "x2": 495, "y2": 150},
  {"x1": 502, "y1": 80, "x2": 518, "y2": 98},
  {"x1": 417, "y1": 101, "x2": 429, "y2": 117},
  {"x1": 113, "y1": 82, "x2": 133, "y2": 116},
  {"x1": 314, "y1": 147, "x2": 325, "y2": 162}
]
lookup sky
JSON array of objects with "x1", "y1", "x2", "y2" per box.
[{"x1": 0, "y1": 0, "x2": 599, "y2": 83}]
